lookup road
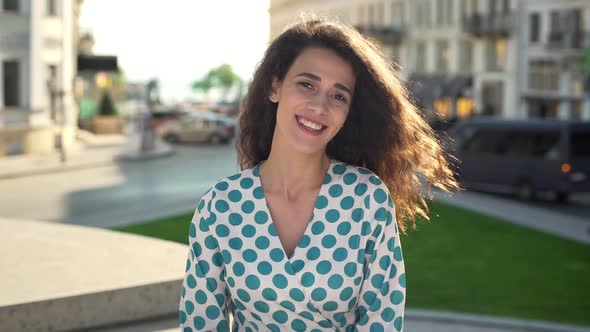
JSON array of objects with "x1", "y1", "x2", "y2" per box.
[{"x1": 0, "y1": 143, "x2": 588, "y2": 229}]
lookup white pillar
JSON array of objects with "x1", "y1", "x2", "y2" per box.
[{"x1": 558, "y1": 71, "x2": 571, "y2": 119}]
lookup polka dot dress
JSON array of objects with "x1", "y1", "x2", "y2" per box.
[{"x1": 179, "y1": 159, "x2": 406, "y2": 331}]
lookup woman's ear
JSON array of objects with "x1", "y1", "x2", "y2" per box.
[{"x1": 269, "y1": 77, "x2": 280, "y2": 103}]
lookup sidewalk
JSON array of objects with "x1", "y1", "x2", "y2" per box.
[{"x1": 0, "y1": 131, "x2": 174, "y2": 180}]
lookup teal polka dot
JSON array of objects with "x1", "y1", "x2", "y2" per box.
[
  {"x1": 189, "y1": 223, "x2": 196, "y2": 237},
  {"x1": 291, "y1": 319, "x2": 307, "y2": 331},
  {"x1": 291, "y1": 260, "x2": 304, "y2": 273},
  {"x1": 280, "y1": 300, "x2": 295, "y2": 311},
  {"x1": 323, "y1": 173, "x2": 332, "y2": 184},
  {"x1": 241, "y1": 225, "x2": 256, "y2": 238},
  {"x1": 322, "y1": 235, "x2": 337, "y2": 248},
  {"x1": 270, "y1": 248, "x2": 284, "y2": 262},
  {"x1": 333, "y1": 248, "x2": 348, "y2": 261},
  {"x1": 340, "y1": 196, "x2": 354, "y2": 209},
  {"x1": 187, "y1": 275, "x2": 196, "y2": 288},
  {"x1": 195, "y1": 290, "x2": 207, "y2": 304},
  {"x1": 240, "y1": 177, "x2": 254, "y2": 189},
  {"x1": 257, "y1": 261, "x2": 272, "y2": 275},
  {"x1": 333, "y1": 164, "x2": 346, "y2": 174},
  {"x1": 326, "y1": 209, "x2": 340, "y2": 222},
  {"x1": 233, "y1": 262, "x2": 245, "y2": 276},
  {"x1": 215, "y1": 224, "x2": 229, "y2": 237},
  {"x1": 391, "y1": 290, "x2": 404, "y2": 305},
  {"x1": 370, "y1": 322, "x2": 385, "y2": 332},
  {"x1": 306, "y1": 246, "x2": 320, "y2": 260},
  {"x1": 289, "y1": 288, "x2": 305, "y2": 302},
  {"x1": 237, "y1": 289, "x2": 251, "y2": 302},
  {"x1": 343, "y1": 172, "x2": 358, "y2": 185},
  {"x1": 361, "y1": 221, "x2": 372, "y2": 235},
  {"x1": 316, "y1": 260, "x2": 332, "y2": 274},
  {"x1": 372, "y1": 274, "x2": 385, "y2": 289},
  {"x1": 354, "y1": 183, "x2": 368, "y2": 196},
  {"x1": 268, "y1": 223, "x2": 278, "y2": 236},
  {"x1": 243, "y1": 249, "x2": 257, "y2": 262},
  {"x1": 375, "y1": 207, "x2": 387, "y2": 221},
  {"x1": 380, "y1": 256, "x2": 391, "y2": 271},
  {"x1": 253, "y1": 186, "x2": 264, "y2": 199},
  {"x1": 228, "y1": 173, "x2": 241, "y2": 180},
  {"x1": 215, "y1": 199, "x2": 229, "y2": 213},
  {"x1": 193, "y1": 316, "x2": 205, "y2": 329},
  {"x1": 316, "y1": 195, "x2": 328, "y2": 209},
  {"x1": 255, "y1": 236, "x2": 270, "y2": 249},
  {"x1": 267, "y1": 323, "x2": 281, "y2": 332},
  {"x1": 272, "y1": 274, "x2": 288, "y2": 289},
  {"x1": 241, "y1": 200, "x2": 254, "y2": 213},
  {"x1": 340, "y1": 287, "x2": 353, "y2": 301},
  {"x1": 394, "y1": 246, "x2": 403, "y2": 261},
  {"x1": 299, "y1": 235, "x2": 311, "y2": 247},
  {"x1": 184, "y1": 300, "x2": 194, "y2": 315},
  {"x1": 337, "y1": 222, "x2": 351, "y2": 236},
  {"x1": 254, "y1": 301, "x2": 270, "y2": 313},
  {"x1": 215, "y1": 181, "x2": 228, "y2": 191},
  {"x1": 344, "y1": 262, "x2": 357, "y2": 277},
  {"x1": 206, "y1": 305, "x2": 220, "y2": 319},
  {"x1": 211, "y1": 252, "x2": 222, "y2": 267},
  {"x1": 217, "y1": 321, "x2": 229, "y2": 331},
  {"x1": 329, "y1": 184, "x2": 343, "y2": 197},
  {"x1": 394, "y1": 317, "x2": 403, "y2": 331},
  {"x1": 364, "y1": 195, "x2": 370, "y2": 208},
  {"x1": 228, "y1": 237, "x2": 243, "y2": 250},
  {"x1": 246, "y1": 275, "x2": 261, "y2": 290},
  {"x1": 311, "y1": 221, "x2": 325, "y2": 235},
  {"x1": 328, "y1": 274, "x2": 344, "y2": 289},
  {"x1": 301, "y1": 272, "x2": 315, "y2": 287},
  {"x1": 206, "y1": 278, "x2": 217, "y2": 292},
  {"x1": 262, "y1": 288, "x2": 277, "y2": 301},
  {"x1": 228, "y1": 190, "x2": 242, "y2": 202},
  {"x1": 273, "y1": 310, "x2": 288, "y2": 324},
  {"x1": 179, "y1": 309, "x2": 187, "y2": 324},
  {"x1": 311, "y1": 288, "x2": 327, "y2": 301},
  {"x1": 348, "y1": 235, "x2": 361, "y2": 249},
  {"x1": 352, "y1": 208, "x2": 364, "y2": 222},
  {"x1": 369, "y1": 175, "x2": 383, "y2": 185},
  {"x1": 381, "y1": 307, "x2": 395, "y2": 322},
  {"x1": 323, "y1": 301, "x2": 338, "y2": 311},
  {"x1": 363, "y1": 291, "x2": 377, "y2": 305},
  {"x1": 229, "y1": 213, "x2": 243, "y2": 225},
  {"x1": 254, "y1": 211, "x2": 269, "y2": 224}
]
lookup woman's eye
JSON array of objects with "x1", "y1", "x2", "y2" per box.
[
  {"x1": 333, "y1": 94, "x2": 347, "y2": 103},
  {"x1": 298, "y1": 81, "x2": 313, "y2": 89}
]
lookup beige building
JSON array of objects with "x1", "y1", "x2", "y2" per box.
[
  {"x1": 269, "y1": 0, "x2": 590, "y2": 121},
  {"x1": 0, "y1": 0, "x2": 81, "y2": 156}
]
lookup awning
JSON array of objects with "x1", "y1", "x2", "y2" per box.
[
  {"x1": 441, "y1": 76, "x2": 473, "y2": 98},
  {"x1": 405, "y1": 74, "x2": 446, "y2": 108},
  {"x1": 77, "y1": 55, "x2": 119, "y2": 72}
]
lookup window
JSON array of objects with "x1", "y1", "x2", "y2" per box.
[
  {"x1": 486, "y1": 39, "x2": 506, "y2": 71},
  {"x1": 459, "y1": 40, "x2": 473, "y2": 73},
  {"x1": 530, "y1": 13, "x2": 540, "y2": 43},
  {"x1": 504, "y1": 131, "x2": 560, "y2": 159},
  {"x1": 3, "y1": 60, "x2": 20, "y2": 107},
  {"x1": 435, "y1": 41, "x2": 450, "y2": 73},
  {"x1": 416, "y1": 42, "x2": 427, "y2": 72},
  {"x1": 47, "y1": 0, "x2": 57, "y2": 16},
  {"x1": 463, "y1": 130, "x2": 506, "y2": 155},
  {"x1": 571, "y1": 130, "x2": 590, "y2": 157},
  {"x1": 3, "y1": 0, "x2": 19, "y2": 12},
  {"x1": 528, "y1": 60, "x2": 559, "y2": 91}
]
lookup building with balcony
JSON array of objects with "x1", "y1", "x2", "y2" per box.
[
  {"x1": 0, "y1": 0, "x2": 81, "y2": 156},
  {"x1": 269, "y1": 0, "x2": 590, "y2": 121},
  {"x1": 520, "y1": 0, "x2": 590, "y2": 120}
]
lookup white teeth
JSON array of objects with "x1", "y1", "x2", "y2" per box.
[{"x1": 297, "y1": 117, "x2": 323, "y2": 131}]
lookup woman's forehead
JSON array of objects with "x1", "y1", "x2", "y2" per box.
[{"x1": 287, "y1": 47, "x2": 356, "y2": 89}]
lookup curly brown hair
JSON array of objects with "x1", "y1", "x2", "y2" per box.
[{"x1": 237, "y1": 17, "x2": 459, "y2": 233}]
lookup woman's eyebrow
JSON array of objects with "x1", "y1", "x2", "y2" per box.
[{"x1": 295, "y1": 72, "x2": 353, "y2": 96}]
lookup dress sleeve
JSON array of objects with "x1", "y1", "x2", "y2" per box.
[
  {"x1": 354, "y1": 180, "x2": 406, "y2": 331},
  {"x1": 179, "y1": 190, "x2": 230, "y2": 331}
]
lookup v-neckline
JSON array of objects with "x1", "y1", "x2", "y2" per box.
[{"x1": 253, "y1": 159, "x2": 334, "y2": 262}]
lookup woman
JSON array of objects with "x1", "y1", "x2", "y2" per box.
[{"x1": 179, "y1": 18, "x2": 458, "y2": 331}]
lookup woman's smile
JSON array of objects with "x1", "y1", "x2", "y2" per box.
[{"x1": 295, "y1": 115, "x2": 327, "y2": 136}]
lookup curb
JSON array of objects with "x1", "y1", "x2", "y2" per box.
[{"x1": 406, "y1": 309, "x2": 590, "y2": 332}]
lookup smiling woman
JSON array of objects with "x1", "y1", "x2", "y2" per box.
[{"x1": 179, "y1": 17, "x2": 459, "y2": 331}]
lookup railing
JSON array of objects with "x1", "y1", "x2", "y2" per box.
[
  {"x1": 354, "y1": 25, "x2": 405, "y2": 44},
  {"x1": 462, "y1": 13, "x2": 514, "y2": 37},
  {"x1": 545, "y1": 30, "x2": 590, "y2": 50}
]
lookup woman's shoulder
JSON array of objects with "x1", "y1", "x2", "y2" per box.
[
  {"x1": 198, "y1": 164, "x2": 259, "y2": 204},
  {"x1": 330, "y1": 159, "x2": 385, "y2": 188}
]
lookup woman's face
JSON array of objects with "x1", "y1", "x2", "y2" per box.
[{"x1": 269, "y1": 46, "x2": 356, "y2": 156}]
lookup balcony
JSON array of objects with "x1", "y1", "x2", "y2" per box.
[
  {"x1": 462, "y1": 13, "x2": 514, "y2": 38},
  {"x1": 355, "y1": 25, "x2": 405, "y2": 45},
  {"x1": 545, "y1": 30, "x2": 590, "y2": 51}
]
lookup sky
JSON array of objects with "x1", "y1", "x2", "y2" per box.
[{"x1": 79, "y1": 0, "x2": 270, "y2": 102}]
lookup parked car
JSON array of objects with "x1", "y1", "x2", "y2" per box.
[
  {"x1": 155, "y1": 111, "x2": 236, "y2": 145},
  {"x1": 446, "y1": 118, "x2": 590, "y2": 202}
]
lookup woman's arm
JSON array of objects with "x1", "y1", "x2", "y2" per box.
[{"x1": 179, "y1": 190, "x2": 230, "y2": 331}]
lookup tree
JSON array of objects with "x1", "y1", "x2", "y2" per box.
[
  {"x1": 191, "y1": 64, "x2": 243, "y2": 102},
  {"x1": 146, "y1": 78, "x2": 161, "y2": 108},
  {"x1": 97, "y1": 90, "x2": 117, "y2": 116}
]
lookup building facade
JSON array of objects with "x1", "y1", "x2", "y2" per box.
[
  {"x1": 269, "y1": 0, "x2": 590, "y2": 121},
  {"x1": 0, "y1": 0, "x2": 80, "y2": 156}
]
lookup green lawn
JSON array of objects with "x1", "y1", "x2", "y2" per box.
[{"x1": 113, "y1": 201, "x2": 590, "y2": 326}]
